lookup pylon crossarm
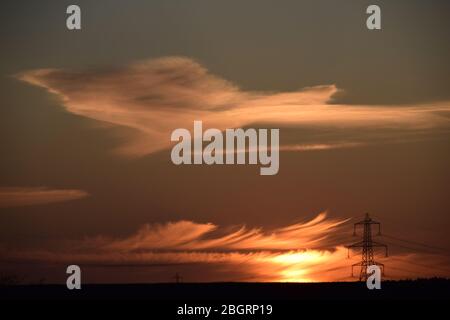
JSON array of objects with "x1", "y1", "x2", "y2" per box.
[
  {"x1": 371, "y1": 241, "x2": 388, "y2": 256},
  {"x1": 371, "y1": 241, "x2": 387, "y2": 246},
  {"x1": 353, "y1": 221, "x2": 366, "y2": 235},
  {"x1": 348, "y1": 241, "x2": 364, "y2": 248}
]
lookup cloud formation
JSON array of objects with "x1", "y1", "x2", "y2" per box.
[
  {"x1": 2, "y1": 213, "x2": 448, "y2": 282},
  {"x1": 0, "y1": 187, "x2": 89, "y2": 208},
  {"x1": 87, "y1": 212, "x2": 347, "y2": 252},
  {"x1": 18, "y1": 56, "x2": 450, "y2": 156}
]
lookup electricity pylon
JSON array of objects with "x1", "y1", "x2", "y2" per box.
[
  {"x1": 347, "y1": 213, "x2": 388, "y2": 281},
  {"x1": 173, "y1": 272, "x2": 183, "y2": 283}
]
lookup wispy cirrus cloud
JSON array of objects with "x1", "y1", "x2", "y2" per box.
[
  {"x1": 2, "y1": 213, "x2": 449, "y2": 282},
  {"x1": 0, "y1": 212, "x2": 354, "y2": 282},
  {"x1": 87, "y1": 212, "x2": 347, "y2": 252},
  {"x1": 0, "y1": 187, "x2": 89, "y2": 208},
  {"x1": 17, "y1": 56, "x2": 450, "y2": 156}
]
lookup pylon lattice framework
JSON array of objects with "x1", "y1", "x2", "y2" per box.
[{"x1": 347, "y1": 213, "x2": 388, "y2": 281}]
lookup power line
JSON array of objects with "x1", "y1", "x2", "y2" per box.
[
  {"x1": 388, "y1": 256, "x2": 450, "y2": 274},
  {"x1": 378, "y1": 236, "x2": 450, "y2": 259},
  {"x1": 381, "y1": 234, "x2": 450, "y2": 253},
  {"x1": 344, "y1": 213, "x2": 450, "y2": 280},
  {"x1": 382, "y1": 240, "x2": 440, "y2": 255}
]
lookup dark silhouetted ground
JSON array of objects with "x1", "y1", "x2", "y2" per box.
[{"x1": 1, "y1": 278, "x2": 449, "y2": 300}]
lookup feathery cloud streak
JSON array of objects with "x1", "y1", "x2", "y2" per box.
[
  {"x1": 2, "y1": 213, "x2": 449, "y2": 282},
  {"x1": 18, "y1": 57, "x2": 450, "y2": 156},
  {"x1": 0, "y1": 187, "x2": 89, "y2": 208}
]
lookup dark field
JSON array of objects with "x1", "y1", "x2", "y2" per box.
[{"x1": 1, "y1": 279, "x2": 449, "y2": 300}]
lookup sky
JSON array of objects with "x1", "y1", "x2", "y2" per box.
[{"x1": 0, "y1": 0, "x2": 450, "y2": 283}]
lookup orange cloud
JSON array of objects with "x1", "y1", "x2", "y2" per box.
[
  {"x1": 87, "y1": 212, "x2": 347, "y2": 252},
  {"x1": 0, "y1": 187, "x2": 89, "y2": 208},
  {"x1": 17, "y1": 56, "x2": 450, "y2": 156},
  {"x1": 2, "y1": 213, "x2": 448, "y2": 282},
  {"x1": 280, "y1": 142, "x2": 364, "y2": 152}
]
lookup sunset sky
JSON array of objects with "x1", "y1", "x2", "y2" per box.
[{"x1": 1, "y1": 0, "x2": 449, "y2": 283}]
